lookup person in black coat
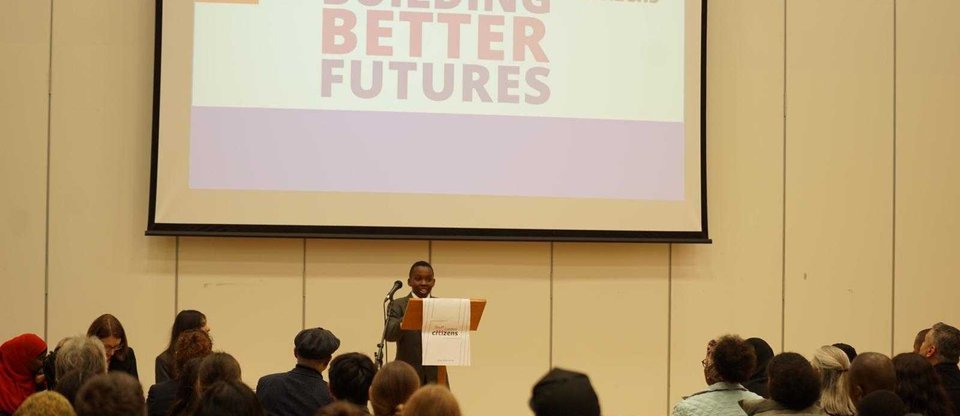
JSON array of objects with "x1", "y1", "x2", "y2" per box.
[
  {"x1": 919, "y1": 322, "x2": 960, "y2": 416},
  {"x1": 256, "y1": 327, "x2": 341, "y2": 416}
]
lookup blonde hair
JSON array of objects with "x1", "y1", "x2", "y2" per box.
[
  {"x1": 402, "y1": 385, "x2": 461, "y2": 416},
  {"x1": 13, "y1": 391, "x2": 76, "y2": 416},
  {"x1": 369, "y1": 361, "x2": 420, "y2": 416},
  {"x1": 812, "y1": 345, "x2": 856, "y2": 416}
]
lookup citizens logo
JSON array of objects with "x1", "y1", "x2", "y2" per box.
[{"x1": 431, "y1": 326, "x2": 460, "y2": 337}]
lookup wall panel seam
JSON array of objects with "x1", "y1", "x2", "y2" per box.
[
  {"x1": 890, "y1": 0, "x2": 897, "y2": 356},
  {"x1": 780, "y1": 0, "x2": 788, "y2": 353},
  {"x1": 666, "y1": 243, "x2": 672, "y2": 415},
  {"x1": 43, "y1": 0, "x2": 55, "y2": 342}
]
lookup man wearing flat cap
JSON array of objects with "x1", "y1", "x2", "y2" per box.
[{"x1": 257, "y1": 327, "x2": 341, "y2": 416}]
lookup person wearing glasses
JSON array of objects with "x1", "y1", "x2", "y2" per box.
[
  {"x1": 672, "y1": 335, "x2": 762, "y2": 416},
  {"x1": 43, "y1": 314, "x2": 138, "y2": 392},
  {"x1": 86, "y1": 314, "x2": 138, "y2": 380}
]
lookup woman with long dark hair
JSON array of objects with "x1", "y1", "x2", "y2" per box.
[
  {"x1": 87, "y1": 314, "x2": 138, "y2": 379},
  {"x1": 893, "y1": 353, "x2": 954, "y2": 416},
  {"x1": 155, "y1": 310, "x2": 208, "y2": 383}
]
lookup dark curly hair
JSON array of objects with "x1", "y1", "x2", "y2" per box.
[
  {"x1": 893, "y1": 353, "x2": 954, "y2": 416},
  {"x1": 768, "y1": 352, "x2": 821, "y2": 410},
  {"x1": 174, "y1": 329, "x2": 213, "y2": 379},
  {"x1": 711, "y1": 335, "x2": 756, "y2": 383}
]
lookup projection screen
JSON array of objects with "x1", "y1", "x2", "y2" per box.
[{"x1": 148, "y1": 0, "x2": 709, "y2": 242}]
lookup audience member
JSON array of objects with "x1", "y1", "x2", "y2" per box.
[
  {"x1": 848, "y1": 352, "x2": 897, "y2": 405},
  {"x1": 328, "y1": 352, "x2": 377, "y2": 410},
  {"x1": 11, "y1": 391, "x2": 74, "y2": 416},
  {"x1": 156, "y1": 310, "x2": 209, "y2": 384},
  {"x1": 193, "y1": 381, "x2": 264, "y2": 416},
  {"x1": 147, "y1": 329, "x2": 212, "y2": 416},
  {"x1": 0, "y1": 334, "x2": 47, "y2": 415},
  {"x1": 811, "y1": 346, "x2": 856, "y2": 416},
  {"x1": 166, "y1": 358, "x2": 202, "y2": 416},
  {"x1": 402, "y1": 385, "x2": 461, "y2": 416},
  {"x1": 856, "y1": 390, "x2": 908, "y2": 416},
  {"x1": 369, "y1": 361, "x2": 420, "y2": 416},
  {"x1": 744, "y1": 337, "x2": 774, "y2": 398},
  {"x1": 832, "y1": 343, "x2": 857, "y2": 363},
  {"x1": 893, "y1": 352, "x2": 954, "y2": 416},
  {"x1": 915, "y1": 328, "x2": 931, "y2": 354},
  {"x1": 919, "y1": 322, "x2": 960, "y2": 415},
  {"x1": 54, "y1": 336, "x2": 107, "y2": 406},
  {"x1": 197, "y1": 352, "x2": 242, "y2": 393},
  {"x1": 314, "y1": 402, "x2": 369, "y2": 416},
  {"x1": 257, "y1": 327, "x2": 340, "y2": 416},
  {"x1": 74, "y1": 372, "x2": 145, "y2": 416},
  {"x1": 87, "y1": 314, "x2": 138, "y2": 380},
  {"x1": 529, "y1": 368, "x2": 601, "y2": 416},
  {"x1": 741, "y1": 352, "x2": 822, "y2": 415},
  {"x1": 673, "y1": 336, "x2": 759, "y2": 416}
]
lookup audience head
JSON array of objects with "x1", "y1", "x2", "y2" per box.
[
  {"x1": 746, "y1": 337, "x2": 774, "y2": 375},
  {"x1": 173, "y1": 329, "x2": 213, "y2": 379},
  {"x1": 856, "y1": 390, "x2": 908, "y2": 416},
  {"x1": 86, "y1": 314, "x2": 129, "y2": 363},
  {"x1": 767, "y1": 352, "x2": 821, "y2": 410},
  {"x1": 403, "y1": 385, "x2": 461, "y2": 416},
  {"x1": 73, "y1": 372, "x2": 145, "y2": 416},
  {"x1": 708, "y1": 335, "x2": 756, "y2": 384},
  {"x1": 920, "y1": 322, "x2": 960, "y2": 365},
  {"x1": 529, "y1": 368, "x2": 601, "y2": 416},
  {"x1": 0, "y1": 333, "x2": 48, "y2": 414},
  {"x1": 314, "y1": 402, "x2": 369, "y2": 416},
  {"x1": 832, "y1": 343, "x2": 858, "y2": 363},
  {"x1": 408, "y1": 260, "x2": 435, "y2": 298},
  {"x1": 166, "y1": 310, "x2": 208, "y2": 355},
  {"x1": 197, "y1": 352, "x2": 242, "y2": 393},
  {"x1": 11, "y1": 391, "x2": 75, "y2": 416},
  {"x1": 893, "y1": 352, "x2": 953, "y2": 416},
  {"x1": 294, "y1": 327, "x2": 340, "y2": 371},
  {"x1": 849, "y1": 352, "x2": 897, "y2": 404},
  {"x1": 328, "y1": 352, "x2": 377, "y2": 407},
  {"x1": 811, "y1": 345, "x2": 856, "y2": 416},
  {"x1": 914, "y1": 328, "x2": 931, "y2": 354},
  {"x1": 369, "y1": 361, "x2": 420, "y2": 416},
  {"x1": 169, "y1": 358, "x2": 203, "y2": 416},
  {"x1": 192, "y1": 381, "x2": 264, "y2": 416},
  {"x1": 55, "y1": 336, "x2": 107, "y2": 404}
]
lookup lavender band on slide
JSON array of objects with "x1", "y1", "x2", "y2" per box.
[{"x1": 189, "y1": 106, "x2": 685, "y2": 201}]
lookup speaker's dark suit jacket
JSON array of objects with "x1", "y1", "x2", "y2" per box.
[{"x1": 385, "y1": 294, "x2": 446, "y2": 386}]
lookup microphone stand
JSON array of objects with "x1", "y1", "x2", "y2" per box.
[{"x1": 375, "y1": 295, "x2": 390, "y2": 368}]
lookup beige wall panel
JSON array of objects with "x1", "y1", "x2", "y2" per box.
[
  {"x1": 670, "y1": 0, "x2": 786, "y2": 406},
  {"x1": 893, "y1": 0, "x2": 960, "y2": 354},
  {"x1": 304, "y1": 239, "x2": 428, "y2": 370},
  {"x1": 0, "y1": 0, "x2": 50, "y2": 340},
  {"x1": 178, "y1": 237, "x2": 303, "y2": 386},
  {"x1": 46, "y1": 0, "x2": 175, "y2": 382},
  {"x1": 784, "y1": 0, "x2": 894, "y2": 355},
  {"x1": 430, "y1": 241, "x2": 550, "y2": 415},
  {"x1": 554, "y1": 244, "x2": 669, "y2": 416}
]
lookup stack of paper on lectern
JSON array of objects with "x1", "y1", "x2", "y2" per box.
[{"x1": 421, "y1": 298, "x2": 472, "y2": 366}]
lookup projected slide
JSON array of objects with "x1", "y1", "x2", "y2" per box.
[{"x1": 150, "y1": 0, "x2": 707, "y2": 241}]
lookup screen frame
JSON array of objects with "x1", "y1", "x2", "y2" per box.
[{"x1": 146, "y1": 0, "x2": 711, "y2": 244}]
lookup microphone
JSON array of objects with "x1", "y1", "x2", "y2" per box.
[{"x1": 385, "y1": 280, "x2": 403, "y2": 301}]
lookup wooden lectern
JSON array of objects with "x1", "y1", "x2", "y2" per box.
[{"x1": 400, "y1": 298, "x2": 487, "y2": 386}]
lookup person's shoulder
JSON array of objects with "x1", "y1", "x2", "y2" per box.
[{"x1": 257, "y1": 371, "x2": 290, "y2": 387}]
